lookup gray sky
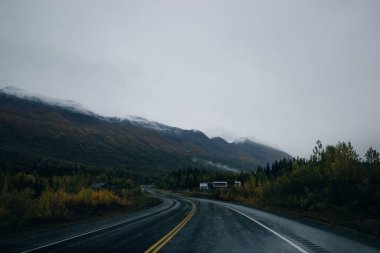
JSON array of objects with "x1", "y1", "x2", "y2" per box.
[{"x1": 1, "y1": 0, "x2": 379, "y2": 158}]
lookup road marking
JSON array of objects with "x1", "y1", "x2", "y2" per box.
[
  {"x1": 145, "y1": 201, "x2": 196, "y2": 253},
  {"x1": 222, "y1": 205, "x2": 309, "y2": 253},
  {"x1": 21, "y1": 199, "x2": 177, "y2": 253}
]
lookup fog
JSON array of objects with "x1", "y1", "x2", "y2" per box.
[{"x1": 1, "y1": 0, "x2": 379, "y2": 157}]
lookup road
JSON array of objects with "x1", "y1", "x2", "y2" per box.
[{"x1": 1, "y1": 190, "x2": 379, "y2": 253}]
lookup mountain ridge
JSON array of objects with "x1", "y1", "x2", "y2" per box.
[{"x1": 0, "y1": 86, "x2": 291, "y2": 174}]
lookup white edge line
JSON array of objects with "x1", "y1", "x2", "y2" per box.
[
  {"x1": 21, "y1": 199, "x2": 177, "y2": 253},
  {"x1": 222, "y1": 205, "x2": 309, "y2": 253}
]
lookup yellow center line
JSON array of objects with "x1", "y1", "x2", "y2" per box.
[
  {"x1": 151, "y1": 205, "x2": 196, "y2": 253},
  {"x1": 145, "y1": 201, "x2": 197, "y2": 253}
]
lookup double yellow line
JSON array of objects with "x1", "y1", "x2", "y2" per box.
[{"x1": 145, "y1": 201, "x2": 197, "y2": 253}]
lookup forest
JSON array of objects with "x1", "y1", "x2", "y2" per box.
[
  {"x1": 158, "y1": 141, "x2": 380, "y2": 237},
  {"x1": 0, "y1": 172, "x2": 155, "y2": 233}
]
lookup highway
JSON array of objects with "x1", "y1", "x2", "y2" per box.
[{"x1": 1, "y1": 190, "x2": 379, "y2": 253}]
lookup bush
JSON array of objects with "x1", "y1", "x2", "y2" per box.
[{"x1": 0, "y1": 172, "x2": 142, "y2": 229}]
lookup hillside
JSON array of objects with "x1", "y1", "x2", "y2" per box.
[{"x1": 0, "y1": 87, "x2": 291, "y2": 175}]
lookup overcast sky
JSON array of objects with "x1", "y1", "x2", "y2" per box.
[{"x1": 1, "y1": 0, "x2": 379, "y2": 157}]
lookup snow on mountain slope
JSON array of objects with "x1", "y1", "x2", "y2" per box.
[
  {"x1": 233, "y1": 137, "x2": 251, "y2": 144},
  {"x1": 124, "y1": 115, "x2": 187, "y2": 134},
  {"x1": 0, "y1": 86, "x2": 95, "y2": 116},
  {"x1": 0, "y1": 86, "x2": 186, "y2": 134}
]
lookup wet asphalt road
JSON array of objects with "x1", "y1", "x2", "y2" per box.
[
  {"x1": 1, "y1": 191, "x2": 380, "y2": 253},
  {"x1": 165, "y1": 198, "x2": 380, "y2": 253}
]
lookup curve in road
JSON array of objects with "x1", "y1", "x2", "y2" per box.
[
  {"x1": 0, "y1": 193, "x2": 192, "y2": 253},
  {"x1": 1, "y1": 190, "x2": 380, "y2": 253}
]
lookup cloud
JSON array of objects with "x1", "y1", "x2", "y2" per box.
[{"x1": 1, "y1": 0, "x2": 379, "y2": 158}]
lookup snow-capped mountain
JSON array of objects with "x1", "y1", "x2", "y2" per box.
[
  {"x1": 0, "y1": 86, "x2": 95, "y2": 116},
  {"x1": 1, "y1": 86, "x2": 183, "y2": 133},
  {"x1": 0, "y1": 86, "x2": 291, "y2": 173}
]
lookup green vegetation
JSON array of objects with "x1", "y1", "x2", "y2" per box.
[
  {"x1": 158, "y1": 141, "x2": 380, "y2": 237},
  {"x1": 157, "y1": 168, "x2": 240, "y2": 189},
  {"x1": 0, "y1": 172, "x2": 155, "y2": 233}
]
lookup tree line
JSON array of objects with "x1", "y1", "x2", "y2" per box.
[
  {"x1": 158, "y1": 141, "x2": 380, "y2": 236},
  {"x1": 0, "y1": 172, "x2": 152, "y2": 233}
]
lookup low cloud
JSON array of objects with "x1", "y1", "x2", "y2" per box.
[{"x1": 192, "y1": 157, "x2": 240, "y2": 173}]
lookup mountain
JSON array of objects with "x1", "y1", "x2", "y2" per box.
[
  {"x1": 232, "y1": 138, "x2": 291, "y2": 166},
  {"x1": 0, "y1": 86, "x2": 291, "y2": 175}
]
